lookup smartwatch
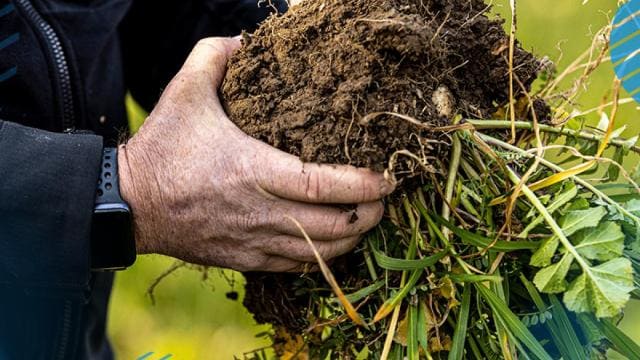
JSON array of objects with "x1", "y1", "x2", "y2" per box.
[{"x1": 90, "y1": 147, "x2": 136, "y2": 271}]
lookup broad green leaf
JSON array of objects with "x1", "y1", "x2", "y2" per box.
[
  {"x1": 573, "y1": 222, "x2": 625, "y2": 261},
  {"x1": 533, "y1": 253, "x2": 574, "y2": 293},
  {"x1": 563, "y1": 258, "x2": 634, "y2": 318},
  {"x1": 558, "y1": 206, "x2": 607, "y2": 237},
  {"x1": 530, "y1": 236, "x2": 560, "y2": 267},
  {"x1": 626, "y1": 199, "x2": 640, "y2": 215},
  {"x1": 565, "y1": 198, "x2": 590, "y2": 211},
  {"x1": 623, "y1": 200, "x2": 640, "y2": 252}
]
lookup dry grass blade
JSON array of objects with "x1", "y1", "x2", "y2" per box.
[
  {"x1": 527, "y1": 79, "x2": 620, "y2": 191},
  {"x1": 285, "y1": 215, "x2": 366, "y2": 327}
]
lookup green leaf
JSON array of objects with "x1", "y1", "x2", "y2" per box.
[
  {"x1": 572, "y1": 222, "x2": 625, "y2": 261},
  {"x1": 563, "y1": 258, "x2": 634, "y2": 318},
  {"x1": 331, "y1": 280, "x2": 385, "y2": 304},
  {"x1": 558, "y1": 206, "x2": 607, "y2": 237},
  {"x1": 475, "y1": 284, "x2": 552, "y2": 360},
  {"x1": 408, "y1": 303, "x2": 419, "y2": 360},
  {"x1": 369, "y1": 239, "x2": 448, "y2": 271},
  {"x1": 576, "y1": 313, "x2": 605, "y2": 346},
  {"x1": 530, "y1": 236, "x2": 560, "y2": 267},
  {"x1": 547, "y1": 295, "x2": 586, "y2": 360},
  {"x1": 448, "y1": 284, "x2": 471, "y2": 360},
  {"x1": 416, "y1": 302, "x2": 429, "y2": 354},
  {"x1": 599, "y1": 318, "x2": 640, "y2": 360},
  {"x1": 626, "y1": 199, "x2": 640, "y2": 215},
  {"x1": 632, "y1": 163, "x2": 640, "y2": 184},
  {"x1": 565, "y1": 198, "x2": 590, "y2": 211},
  {"x1": 432, "y1": 213, "x2": 539, "y2": 252},
  {"x1": 519, "y1": 182, "x2": 578, "y2": 238},
  {"x1": 533, "y1": 253, "x2": 574, "y2": 293},
  {"x1": 607, "y1": 147, "x2": 625, "y2": 181},
  {"x1": 449, "y1": 274, "x2": 502, "y2": 283}
]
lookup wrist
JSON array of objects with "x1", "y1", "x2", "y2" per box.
[{"x1": 118, "y1": 143, "x2": 155, "y2": 254}]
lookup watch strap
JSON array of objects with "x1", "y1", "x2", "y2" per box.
[{"x1": 96, "y1": 147, "x2": 123, "y2": 204}]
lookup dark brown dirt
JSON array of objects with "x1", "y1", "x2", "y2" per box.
[
  {"x1": 222, "y1": 0, "x2": 542, "y2": 173},
  {"x1": 221, "y1": 0, "x2": 545, "y2": 334}
]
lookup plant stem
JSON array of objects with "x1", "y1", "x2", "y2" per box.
[
  {"x1": 502, "y1": 163, "x2": 588, "y2": 272},
  {"x1": 477, "y1": 132, "x2": 640, "y2": 226},
  {"x1": 443, "y1": 133, "x2": 463, "y2": 240},
  {"x1": 466, "y1": 119, "x2": 640, "y2": 154}
]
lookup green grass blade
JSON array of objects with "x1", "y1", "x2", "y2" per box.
[
  {"x1": 448, "y1": 284, "x2": 472, "y2": 360},
  {"x1": 368, "y1": 238, "x2": 448, "y2": 271},
  {"x1": 450, "y1": 274, "x2": 503, "y2": 283},
  {"x1": 408, "y1": 303, "x2": 420, "y2": 360},
  {"x1": 374, "y1": 268, "x2": 424, "y2": 322},
  {"x1": 520, "y1": 274, "x2": 585, "y2": 360},
  {"x1": 417, "y1": 301, "x2": 429, "y2": 354},
  {"x1": 548, "y1": 295, "x2": 585, "y2": 359},
  {"x1": 599, "y1": 318, "x2": 640, "y2": 360},
  {"x1": 330, "y1": 280, "x2": 385, "y2": 304},
  {"x1": 475, "y1": 284, "x2": 552, "y2": 360},
  {"x1": 432, "y1": 213, "x2": 540, "y2": 251}
]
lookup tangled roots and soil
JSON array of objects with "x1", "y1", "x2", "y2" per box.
[{"x1": 221, "y1": 0, "x2": 545, "y2": 333}]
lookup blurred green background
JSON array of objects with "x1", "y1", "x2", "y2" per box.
[{"x1": 108, "y1": 1, "x2": 640, "y2": 358}]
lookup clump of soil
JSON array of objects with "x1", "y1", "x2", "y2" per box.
[
  {"x1": 221, "y1": 0, "x2": 544, "y2": 333},
  {"x1": 222, "y1": 0, "x2": 541, "y2": 173}
]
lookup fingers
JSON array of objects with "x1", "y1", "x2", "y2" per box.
[
  {"x1": 259, "y1": 256, "x2": 306, "y2": 272},
  {"x1": 270, "y1": 200, "x2": 383, "y2": 240},
  {"x1": 180, "y1": 37, "x2": 241, "y2": 89},
  {"x1": 263, "y1": 234, "x2": 362, "y2": 264},
  {"x1": 257, "y1": 151, "x2": 396, "y2": 204},
  {"x1": 259, "y1": 256, "x2": 320, "y2": 273}
]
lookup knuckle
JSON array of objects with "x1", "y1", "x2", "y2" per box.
[
  {"x1": 303, "y1": 170, "x2": 323, "y2": 202},
  {"x1": 328, "y1": 214, "x2": 347, "y2": 239},
  {"x1": 319, "y1": 242, "x2": 339, "y2": 260}
]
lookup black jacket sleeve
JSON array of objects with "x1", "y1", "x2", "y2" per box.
[
  {"x1": 0, "y1": 120, "x2": 102, "y2": 294},
  {"x1": 120, "y1": 0, "x2": 288, "y2": 112}
]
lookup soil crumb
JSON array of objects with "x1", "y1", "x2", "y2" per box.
[{"x1": 221, "y1": 0, "x2": 545, "y2": 333}]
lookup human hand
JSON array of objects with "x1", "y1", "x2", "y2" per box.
[{"x1": 118, "y1": 37, "x2": 395, "y2": 272}]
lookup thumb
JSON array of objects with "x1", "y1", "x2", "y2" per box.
[{"x1": 181, "y1": 37, "x2": 242, "y2": 89}]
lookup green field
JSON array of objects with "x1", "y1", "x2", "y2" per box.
[{"x1": 108, "y1": 1, "x2": 640, "y2": 358}]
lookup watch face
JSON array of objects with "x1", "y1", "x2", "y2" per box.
[{"x1": 91, "y1": 205, "x2": 136, "y2": 270}]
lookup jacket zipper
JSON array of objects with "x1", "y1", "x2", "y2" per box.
[
  {"x1": 55, "y1": 300, "x2": 73, "y2": 360},
  {"x1": 15, "y1": 0, "x2": 76, "y2": 132}
]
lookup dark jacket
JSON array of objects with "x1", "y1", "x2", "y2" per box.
[{"x1": 0, "y1": 1, "x2": 285, "y2": 358}]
